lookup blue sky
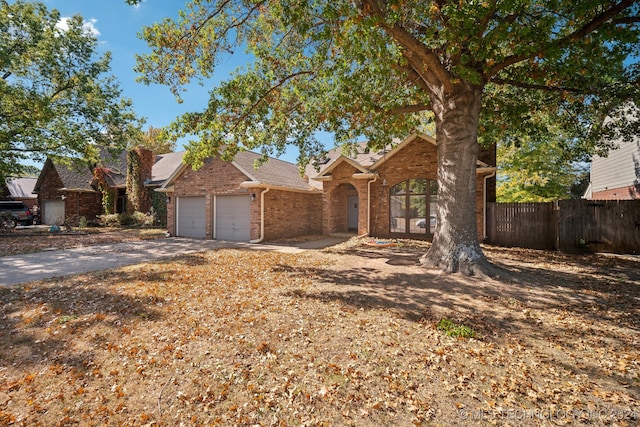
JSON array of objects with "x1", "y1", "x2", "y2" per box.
[{"x1": 43, "y1": 0, "x2": 304, "y2": 163}]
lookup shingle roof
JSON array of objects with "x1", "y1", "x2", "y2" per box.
[
  {"x1": 35, "y1": 149, "x2": 129, "y2": 192},
  {"x1": 148, "y1": 151, "x2": 185, "y2": 186},
  {"x1": 233, "y1": 151, "x2": 311, "y2": 191},
  {"x1": 6, "y1": 177, "x2": 37, "y2": 198},
  {"x1": 97, "y1": 150, "x2": 127, "y2": 188},
  {"x1": 54, "y1": 161, "x2": 96, "y2": 191},
  {"x1": 304, "y1": 141, "x2": 396, "y2": 189}
]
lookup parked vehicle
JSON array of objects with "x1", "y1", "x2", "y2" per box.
[
  {"x1": 0, "y1": 201, "x2": 34, "y2": 226},
  {"x1": 416, "y1": 215, "x2": 437, "y2": 230}
]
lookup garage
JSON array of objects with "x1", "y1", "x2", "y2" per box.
[
  {"x1": 215, "y1": 195, "x2": 251, "y2": 241},
  {"x1": 43, "y1": 200, "x2": 65, "y2": 225},
  {"x1": 176, "y1": 196, "x2": 206, "y2": 238}
]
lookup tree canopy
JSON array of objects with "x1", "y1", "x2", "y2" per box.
[
  {"x1": 134, "y1": 126, "x2": 176, "y2": 154},
  {"x1": 0, "y1": 0, "x2": 143, "y2": 178},
  {"x1": 497, "y1": 138, "x2": 590, "y2": 202},
  {"x1": 133, "y1": 0, "x2": 640, "y2": 274}
]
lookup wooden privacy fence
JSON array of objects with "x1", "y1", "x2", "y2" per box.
[{"x1": 487, "y1": 200, "x2": 640, "y2": 253}]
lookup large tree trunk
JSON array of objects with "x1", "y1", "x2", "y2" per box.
[{"x1": 420, "y1": 83, "x2": 493, "y2": 276}]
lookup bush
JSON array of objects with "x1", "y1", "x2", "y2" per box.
[
  {"x1": 132, "y1": 211, "x2": 154, "y2": 227},
  {"x1": 118, "y1": 212, "x2": 136, "y2": 226},
  {"x1": 98, "y1": 213, "x2": 120, "y2": 227},
  {"x1": 78, "y1": 216, "x2": 87, "y2": 228},
  {"x1": 98, "y1": 211, "x2": 155, "y2": 227}
]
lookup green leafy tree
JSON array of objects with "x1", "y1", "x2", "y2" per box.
[
  {"x1": 1, "y1": 0, "x2": 143, "y2": 177},
  {"x1": 136, "y1": 126, "x2": 176, "y2": 154},
  {"x1": 132, "y1": 0, "x2": 640, "y2": 274},
  {"x1": 497, "y1": 138, "x2": 590, "y2": 202}
]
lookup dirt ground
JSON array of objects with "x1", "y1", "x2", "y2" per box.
[
  {"x1": 0, "y1": 227, "x2": 167, "y2": 256},
  {"x1": 0, "y1": 235, "x2": 638, "y2": 426}
]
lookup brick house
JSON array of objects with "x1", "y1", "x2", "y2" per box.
[
  {"x1": 584, "y1": 134, "x2": 640, "y2": 200},
  {"x1": 307, "y1": 133, "x2": 497, "y2": 240},
  {"x1": 34, "y1": 158, "x2": 105, "y2": 225},
  {"x1": 33, "y1": 149, "x2": 182, "y2": 225},
  {"x1": 160, "y1": 133, "x2": 495, "y2": 242},
  {"x1": 159, "y1": 151, "x2": 323, "y2": 241}
]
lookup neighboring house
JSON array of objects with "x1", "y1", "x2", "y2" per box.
[
  {"x1": 160, "y1": 133, "x2": 496, "y2": 242},
  {"x1": 307, "y1": 133, "x2": 496, "y2": 240},
  {"x1": 2, "y1": 177, "x2": 38, "y2": 212},
  {"x1": 158, "y1": 151, "x2": 323, "y2": 241},
  {"x1": 33, "y1": 149, "x2": 183, "y2": 225},
  {"x1": 144, "y1": 151, "x2": 185, "y2": 226},
  {"x1": 33, "y1": 153, "x2": 123, "y2": 225},
  {"x1": 584, "y1": 135, "x2": 640, "y2": 200}
]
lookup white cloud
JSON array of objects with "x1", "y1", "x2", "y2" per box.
[{"x1": 55, "y1": 17, "x2": 101, "y2": 37}]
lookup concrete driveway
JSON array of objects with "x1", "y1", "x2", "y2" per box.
[{"x1": 0, "y1": 236, "x2": 348, "y2": 286}]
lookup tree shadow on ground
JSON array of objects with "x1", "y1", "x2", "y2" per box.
[
  {"x1": 276, "y1": 245, "x2": 640, "y2": 336},
  {"x1": 0, "y1": 269, "x2": 171, "y2": 371}
]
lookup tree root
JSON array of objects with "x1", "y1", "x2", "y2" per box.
[{"x1": 420, "y1": 251, "x2": 504, "y2": 278}]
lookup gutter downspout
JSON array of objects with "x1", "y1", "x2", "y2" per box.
[
  {"x1": 250, "y1": 187, "x2": 270, "y2": 243},
  {"x1": 365, "y1": 174, "x2": 378, "y2": 237},
  {"x1": 483, "y1": 170, "x2": 496, "y2": 240}
]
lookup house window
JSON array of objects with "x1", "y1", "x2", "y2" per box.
[
  {"x1": 116, "y1": 189, "x2": 127, "y2": 213},
  {"x1": 389, "y1": 179, "x2": 437, "y2": 234}
]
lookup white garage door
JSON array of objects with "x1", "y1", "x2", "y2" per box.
[
  {"x1": 43, "y1": 200, "x2": 65, "y2": 225},
  {"x1": 215, "y1": 195, "x2": 251, "y2": 241},
  {"x1": 177, "y1": 196, "x2": 206, "y2": 238}
]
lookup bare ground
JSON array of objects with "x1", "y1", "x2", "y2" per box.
[
  {"x1": 0, "y1": 227, "x2": 167, "y2": 256},
  {"x1": 0, "y1": 235, "x2": 638, "y2": 426}
]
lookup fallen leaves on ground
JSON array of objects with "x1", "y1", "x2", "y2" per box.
[
  {"x1": 0, "y1": 228, "x2": 166, "y2": 256},
  {"x1": 0, "y1": 243, "x2": 638, "y2": 426}
]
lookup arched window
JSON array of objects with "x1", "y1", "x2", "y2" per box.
[{"x1": 389, "y1": 178, "x2": 437, "y2": 234}]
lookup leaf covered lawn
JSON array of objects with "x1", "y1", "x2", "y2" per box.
[{"x1": 0, "y1": 245, "x2": 639, "y2": 426}]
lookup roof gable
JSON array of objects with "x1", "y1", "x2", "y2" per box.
[
  {"x1": 160, "y1": 150, "x2": 315, "y2": 192},
  {"x1": 308, "y1": 134, "x2": 433, "y2": 180},
  {"x1": 308, "y1": 133, "x2": 495, "y2": 181},
  {"x1": 148, "y1": 151, "x2": 185, "y2": 186},
  {"x1": 232, "y1": 151, "x2": 311, "y2": 191}
]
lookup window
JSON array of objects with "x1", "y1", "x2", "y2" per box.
[{"x1": 389, "y1": 179, "x2": 437, "y2": 234}]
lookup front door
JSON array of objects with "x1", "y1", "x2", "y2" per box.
[{"x1": 347, "y1": 195, "x2": 358, "y2": 231}]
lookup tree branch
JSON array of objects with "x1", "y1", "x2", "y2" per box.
[
  {"x1": 227, "y1": 70, "x2": 314, "y2": 135},
  {"x1": 359, "y1": 0, "x2": 452, "y2": 91},
  {"x1": 385, "y1": 103, "x2": 433, "y2": 115},
  {"x1": 488, "y1": 0, "x2": 638, "y2": 79},
  {"x1": 393, "y1": 64, "x2": 432, "y2": 93},
  {"x1": 490, "y1": 77, "x2": 588, "y2": 93}
]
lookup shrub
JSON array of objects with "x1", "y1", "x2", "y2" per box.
[
  {"x1": 118, "y1": 212, "x2": 136, "y2": 226},
  {"x1": 132, "y1": 211, "x2": 154, "y2": 227},
  {"x1": 78, "y1": 216, "x2": 87, "y2": 228},
  {"x1": 98, "y1": 211, "x2": 155, "y2": 227},
  {"x1": 98, "y1": 213, "x2": 120, "y2": 227}
]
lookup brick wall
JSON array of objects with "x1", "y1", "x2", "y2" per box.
[
  {"x1": 370, "y1": 138, "x2": 438, "y2": 237},
  {"x1": 167, "y1": 159, "x2": 250, "y2": 238},
  {"x1": 64, "y1": 191, "x2": 102, "y2": 225},
  {"x1": 322, "y1": 137, "x2": 491, "y2": 240},
  {"x1": 591, "y1": 185, "x2": 640, "y2": 200},
  {"x1": 263, "y1": 189, "x2": 323, "y2": 240},
  {"x1": 321, "y1": 162, "x2": 369, "y2": 234},
  {"x1": 127, "y1": 147, "x2": 156, "y2": 214},
  {"x1": 166, "y1": 158, "x2": 322, "y2": 241}
]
